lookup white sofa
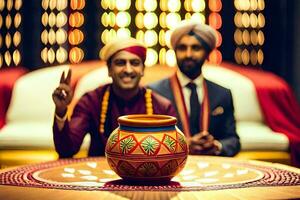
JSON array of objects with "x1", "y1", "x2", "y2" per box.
[
  {"x1": 203, "y1": 66, "x2": 289, "y2": 151},
  {"x1": 0, "y1": 61, "x2": 290, "y2": 167}
]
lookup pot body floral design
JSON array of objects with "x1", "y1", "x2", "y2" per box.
[{"x1": 105, "y1": 114, "x2": 188, "y2": 182}]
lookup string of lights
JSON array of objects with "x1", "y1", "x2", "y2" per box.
[
  {"x1": 0, "y1": 0, "x2": 22, "y2": 67},
  {"x1": 0, "y1": 0, "x2": 266, "y2": 68},
  {"x1": 234, "y1": 0, "x2": 265, "y2": 66}
]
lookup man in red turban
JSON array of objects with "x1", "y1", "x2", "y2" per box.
[
  {"x1": 52, "y1": 37, "x2": 176, "y2": 158},
  {"x1": 149, "y1": 20, "x2": 241, "y2": 156}
]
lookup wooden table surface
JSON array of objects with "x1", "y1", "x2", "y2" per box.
[{"x1": 0, "y1": 156, "x2": 299, "y2": 200}]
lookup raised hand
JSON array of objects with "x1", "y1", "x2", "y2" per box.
[{"x1": 52, "y1": 69, "x2": 73, "y2": 117}]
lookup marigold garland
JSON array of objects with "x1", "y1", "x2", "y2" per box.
[{"x1": 99, "y1": 87, "x2": 153, "y2": 134}]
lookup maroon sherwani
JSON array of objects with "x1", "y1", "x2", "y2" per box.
[{"x1": 53, "y1": 84, "x2": 177, "y2": 158}]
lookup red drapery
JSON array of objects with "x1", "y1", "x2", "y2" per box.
[
  {"x1": 0, "y1": 67, "x2": 28, "y2": 129},
  {"x1": 221, "y1": 62, "x2": 300, "y2": 167}
]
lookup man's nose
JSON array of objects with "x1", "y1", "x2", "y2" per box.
[
  {"x1": 186, "y1": 47, "x2": 192, "y2": 58},
  {"x1": 124, "y1": 62, "x2": 134, "y2": 73}
]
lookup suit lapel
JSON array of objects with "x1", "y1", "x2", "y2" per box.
[{"x1": 206, "y1": 79, "x2": 219, "y2": 112}]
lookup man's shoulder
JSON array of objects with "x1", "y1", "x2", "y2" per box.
[
  {"x1": 150, "y1": 88, "x2": 176, "y2": 116},
  {"x1": 148, "y1": 78, "x2": 171, "y2": 92},
  {"x1": 151, "y1": 89, "x2": 171, "y2": 104},
  {"x1": 205, "y1": 79, "x2": 233, "y2": 105},
  {"x1": 206, "y1": 79, "x2": 231, "y2": 94}
]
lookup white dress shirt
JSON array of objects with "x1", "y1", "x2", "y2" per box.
[{"x1": 176, "y1": 70, "x2": 204, "y2": 115}]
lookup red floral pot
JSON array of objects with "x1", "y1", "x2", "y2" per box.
[{"x1": 105, "y1": 114, "x2": 188, "y2": 182}]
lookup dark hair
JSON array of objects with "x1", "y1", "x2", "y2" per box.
[{"x1": 107, "y1": 57, "x2": 113, "y2": 68}]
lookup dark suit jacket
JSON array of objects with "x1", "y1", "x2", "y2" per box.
[{"x1": 148, "y1": 77, "x2": 241, "y2": 156}]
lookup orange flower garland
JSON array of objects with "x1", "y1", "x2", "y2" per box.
[{"x1": 99, "y1": 87, "x2": 153, "y2": 134}]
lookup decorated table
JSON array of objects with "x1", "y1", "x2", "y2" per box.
[{"x1": 0, "y1": 156, "x2": 299, "y2": 200}]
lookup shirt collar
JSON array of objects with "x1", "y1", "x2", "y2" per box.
[{"x1": 176, "y1": 69, "x2": 204, "y2": 88}]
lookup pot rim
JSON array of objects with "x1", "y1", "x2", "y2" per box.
[{"x1": 118, "y1": 114, "x2": 177, "y2": 127}]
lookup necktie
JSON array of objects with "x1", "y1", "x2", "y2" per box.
[{"x1": 186, "y1": 82, "x2": 200, "y2": 135}]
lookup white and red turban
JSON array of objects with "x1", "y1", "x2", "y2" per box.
[
  {"x1": 100, "y1": 37, "x2": 147, "y2": 62},
  {"x1": 170, "y1": 20, "x2": 217, "y2": 51}
]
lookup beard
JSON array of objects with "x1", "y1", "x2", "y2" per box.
[{"x1": 177, "y1": 58, "x2": 205, "y2": 80}]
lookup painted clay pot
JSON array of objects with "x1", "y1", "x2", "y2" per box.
[{"x1": 105, "y1": 114, "x2": 188, "y2": 182}]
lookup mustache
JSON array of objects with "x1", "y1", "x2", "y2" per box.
[{"x1": 182, "y1": 58, "x2": 196, "y2": 63}]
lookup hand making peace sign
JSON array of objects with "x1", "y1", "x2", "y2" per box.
[{"x1": 52, "y1": 69, "x2": 73, "y2": 117}]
